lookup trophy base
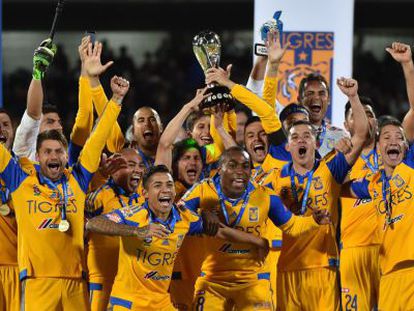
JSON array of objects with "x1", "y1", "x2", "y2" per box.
[{"x1": 201, "y1": 85, "x2": 234, "y2": 113}]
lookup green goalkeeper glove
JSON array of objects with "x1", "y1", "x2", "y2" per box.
[{"x1": 32, "y1": 38, "x2": 57, "y2": 80}]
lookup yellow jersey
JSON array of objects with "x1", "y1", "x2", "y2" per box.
[
  {"x1": 0, "y1": 100, "x2": 120, "y2": 280},
  {"x1": 351, "y1": 145, "x2": 414, "y2": 275},
  {"x1": 340, "y1": 149, "x2": 381, "y2": 249},
  {"x1": 268, "y1": 151, "x2": 350, "y2": 272},
  {"x1": 106, "y1": 202, "x2": 203, "y2": 309},
  {"x1": 183, "y1": 174, "x2": 320, "y2": 283},
  {"x1": 85, "y1": 179, "x2": 144, "y2": 281}
]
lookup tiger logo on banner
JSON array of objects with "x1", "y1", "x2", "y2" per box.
[{"x1": 277, "y1": 32, "x2": 334, "y2": 107}]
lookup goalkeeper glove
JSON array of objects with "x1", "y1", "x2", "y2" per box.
[{"x1": 32, "y1": 38, "x2": 57, "y2": 80}]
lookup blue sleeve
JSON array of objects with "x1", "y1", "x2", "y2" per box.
[
  {"x1": 0, "y1": 158, "x2": 28, "y2": 193},
  {"x1": 326, "y1": 152, "x2": 351, "y2": 184},
  {"x1": 72, "y1": 163, "x2": 94, "y2": 194},
  {"x1": 403, "y1": 144, "x2": 414, "y2": 168},
  {"x1": 184, "y1": 197, "x2": 200, "y2": 212},
  {"x1": 350, "y1": 179, "x2": 371, "y2": 199},
  {"x1": 268, "y1": 195, "x2": 293, "y2": 227},
  {"x1": 187, "y1": 217, "x2": 204, "y2": 235},
  {"x1": 68, "y1": 141, "x2": 83, "y2": 167},
  {"x1": 268, "y1": 143, "x2": 291, "y2": 162}
]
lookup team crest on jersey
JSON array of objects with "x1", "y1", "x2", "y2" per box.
[
  {"x1": 33, "y1": 185, "x2": 41, "y2": 196},
  {"x1": 162, "y1": 239, "x2": 170, "y2": 246},
  {"x1": 312, "y1": 176, "x2": 323, "y2": 191},
  {"x1": 276, "y1": 32, "x2": 334, "y2": 111},
  {"x1": 392, "y1": 174, "x2": 405, "y2": 188},
  {"x1": 249, "y1": 207, "x2": 259, "y2": 222},
  {"x1": 176, "y1": 234, "x2": 184, "y2": 248}
]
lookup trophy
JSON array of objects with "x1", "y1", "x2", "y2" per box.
[
  {"x1": 254, "y1": 10, "x2": 283, "y2": 56},
  {"x1": 192, "y1": 30, "x2": 233, "y2": 112}
]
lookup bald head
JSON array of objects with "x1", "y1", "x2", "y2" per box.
[{"x1": 132, "y1": 107, "x2": 163, "y2": 151}]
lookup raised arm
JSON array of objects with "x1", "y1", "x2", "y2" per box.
[
  {"x1": 336, "y1": 78, "x2": 369, "y2": 166},
  {"x1": 13, "y1": 39, "x2": 57, "y2": 158},
  {"x1": 205, "y1": 67, "x2": 281, "y2": 134},
  {"x1": 209, "y1": 104, "x2": 237, "y2": 151},
  {"x1": 262, "y1": 30, "x2": 288, "y2": 110},
  {"x1": 83, "y1": 41, "x2": 125, "y2": 153},
  {"x1": 386, "y1": 42, "x2": 414, "y2": 142},
  {"x1": 155, "y1": 88, "x2": 208, "y2": 169},
  {"x1": 246, "y1": 56, "x2": 267, "y2": 96}
]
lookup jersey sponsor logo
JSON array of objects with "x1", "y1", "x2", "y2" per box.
[
  {"x1": 249, "y1": 207, "x2": 259, "y2": 222},
  {"x1": 143, "y1": 270, "x2": 171, "y2": 281},
  {"x1": 276, "y1": 32, "x2": 334, "y2": 115},
  {"x1": 352, "y1": 198, "x2": 371, "y2": 208},
  {"x1": 136, "y1": 248, "x2": 177, "y2": 266},
  {"x1": 37, "y1": 218, "x2": 58, "y2": 230},
  {"x1": 218, "y1": 243, "x2": 250, "y2": 254},
  {"x1": 385, "y1": 214, "x2": 404, "y2": 228},
  {"x1": 26, "y1": 199, "x2": 78, "y2": 214}
]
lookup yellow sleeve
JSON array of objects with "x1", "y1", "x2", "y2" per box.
[
  {"x1": 231, "y1": 84, "x2": 282, "y2": 134},
  {"x1": 262, "y1": 76, "x2": 278, "y2": 111},
  {"x1": 278, "y1": 215, "x2": 319, "y2": 238},
  {"x1": 207, "y1": 115, "x2": 224, "y2": 164},
  {"x1": 85, "y1": 188, "x2": 104, "y2": 218},
  {"x1": 0, "y1": 144, "x2": 13, "y2": 173},
  {"x1": 226, "y1": 110, "x2": 237, "y2": 139},
  {"x1": 90, "y1": 84, "x2": 125, "y2": 153},
  {"x1": 70, "y1": 77, "x2": 94, "y2": 146},
  {"x1": 79, "y1": 100, "x2": 122, "y2": 173}
]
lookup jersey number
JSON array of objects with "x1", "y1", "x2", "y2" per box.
[{"x1": 345, "y1": 294, "x2": 357, "y2": 310}]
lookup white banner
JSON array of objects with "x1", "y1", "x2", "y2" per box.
[{"x1": 254, "y1": 0, "x2": 355, "y2": 126}]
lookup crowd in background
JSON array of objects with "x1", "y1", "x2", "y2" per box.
[{"x1": 3, "y1": 32, "x2": 409, "y2": 135}]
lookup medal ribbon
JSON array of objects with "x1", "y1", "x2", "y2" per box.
[
  {"x1": 361, "y1": 148, "x2": 379, "y2": 174},
  {"x1": 381, "y1": 170, "x2": 392, "y2": 225},
  {"x1": 290, "y1": 164, "x2": 316, "y2": 215},
  {"x1": 317, "y1": 120, "x2": 327, "y2": 148},
  {"x1": 137, "y1": 148, "x2": 154, "y2": 169},
  {"x1": 43, "y1": 175, "x2": 68, "y2": 221},
  {"x1": 144, "y1": 201, "x2": 178, "y2": 232}
]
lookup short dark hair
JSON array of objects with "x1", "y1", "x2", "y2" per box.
[
  {"x1": 298, "y1": 73, "x2": 330, "y2": 101},
  {"x1": 0, "y1": 108, "x2": 14, "y2": 127},
  {"x1": 218, "y1": 145, "x2": 250, "y2": 168},
  {"x1": 142, "y1": 164, "x2": 171, "y2": 189},
  {"x1": 279, "y1": 103, "x2": 309, "y2": 123},
  {"x1": 42, "y1": 104, "x2": 60, "y2": 115},
  {"x1": 172, "y1": 138, "x2": 202, "y2": 179},
  {"x1": 344, "y1": 96, "x2": 375, "y2": 119},
  {"x1": 244, "y1": 116, "x2": 261, "y2": 130},
  {"x1": 377, "y1": 116, "x2": 405, "y2": 141},
  {"x1": 287, "y1": 120, "x2": 316, "y2": 137},
  {"x1": 36, "y1": 129, "x2": 68, "y2": 152},
  {"x1": 234, "y1": 104, "x2": 252, "y2": 119},
  {"x1": 185, "y1": 111, "x2": 208, "y2": 132}
]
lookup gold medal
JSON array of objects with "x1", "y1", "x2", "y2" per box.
[
  {"x1": 0, "y1": 204, "x2": 11, "y2": 216},
  {"x1": 58, "y1": 219, "x2": 70, "y2": 232}
]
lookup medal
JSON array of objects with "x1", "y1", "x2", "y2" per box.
[
  {"x1": 58, "y1": 219, "x2": 70, "y2": 232},
  {"x1": 0, "y1": 204, "x2": 11, "y2": 216}
]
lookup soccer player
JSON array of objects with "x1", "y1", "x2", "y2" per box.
[
  {"x1": 155, "y1": 89, "x2": 235, "y2": 309},
  {"x1": 183, "y1": 146, "x2": 331, "y2": 310},
  {"x1": 339, "y1": 97, "x2": 381, "y2": 310},
  {"x1": 297, "y1": 73, "x2": 349, "y2": 157},
  {"x1": 13, "y1": 38, "x2": 63, "y2": 161},
  {"x1": 348, "y1": 117, "x2": 414, "y2": 310},
  {"x1": 262, "y1": 78, "x2": 368, "y2": 310},
  {"x1": 85, "y1": 148, "x2": 146, "y2": 311},
  {"x1": 85, "y1": 165, "x2": 272, "y2": 311},
  {"x1": 0, "y1": 75, "x2": 129, "y2": 310},
  {"x1": 0, "y1": 108, "x2": 20, "y2": 311}
]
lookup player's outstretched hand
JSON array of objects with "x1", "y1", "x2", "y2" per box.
[
  {"x1": 202, "y1": 209, "x2": 220, "y2": 236},
  {"x1": 111, "y1": 76, "x2": 130, "y2": 104},
  {"x1": 185, "y1": 87, "x2": 209, "y2": 112},
  {"x1": 32, "y1": 38, "x2": 57, "y2": 80},
  {"x1": 335, "y1": 137, "x2": 353, "y2": 155},
  {"x1": 386, "y1": 42, "x2": 412, "y2": 64},
  {"x1": 266, "y1": 29, "x2": 289, "y2": 65},
  {"x1": 312, "y1": 209, "x2": 331, "y2": 225},
  {"x1": 84, "y1": 41, "x2": 114, "y2": 77},
  {"x1": 337, "y1": 77, "x2": 358, "y2": 98},
  {"x1": 205, "y1": 67, "x2": 233, "y2": 89}
]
